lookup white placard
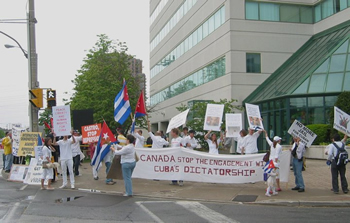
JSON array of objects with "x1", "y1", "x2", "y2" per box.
[
  {"x1": 34, "y1": 146, "x2": 43, "y2": 164},
  {"x1": 204, "y1": 104, "x2": 224, "y2": 131},
  {"x1": 11, "y1": 126, "x2": 26, "y2": 156},
  {"x1": 334, "y1": 106, "x2": 350, "y2": 136},
  {"x1": 8, "y1": 165, "x2": 29, "y2": 182},
  {"x1": 245, "y1": 103, "x2": 264, "y2": 130},
  {"x1": 287, "y1": 120, "x2": 317, "y2": 147},
  {"x1": 225, "y1": 113, "x2": 243, "y2": 138},
  {"x1": 52, "y1": 105, "x2": 72, "y2": 136},
  {"x1": 166, "y1": 109, "x2": 190, "y2": 133}
]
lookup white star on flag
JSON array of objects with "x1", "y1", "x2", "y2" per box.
[{"x1": 103, "y1": 133, "x2": 109, "y2": 140}]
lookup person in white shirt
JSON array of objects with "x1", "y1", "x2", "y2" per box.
[
  {"x1": 234, "y1": 130, "x2": 247, "y2": 155},
  {"x1": 264, "y1": 130, "x2": 282, "y2": 191},
  {"x1": 53, "y1": 132, "x2": 76, "y2": 189},
  {"x1": 327, "y1": 134, "x2": 348, "y2": 194},
  {"x1": 71, "y1": 130, "x2": 83, "y2": 176},
  {"x1": 170, "y1": 128, "x2": 183, "y2": 186},
  {"x1": 204, "y1": 130, "x2": 223, "y2": 155},
  {"x1": 41, "y1": 137, "x2": 56, "y2": 190},
  {"x1": 133, "y1": 129, "x2": 145, "y2": 148},
  {"x1": 183, "y1": 130, "x2": 198, "y2": 150},
  {"x1": 290, "y1": 137, "x2": 306, "y2": 192},
  {"x1": 110, "y1": 135, "x2": 136, "y2": 197},
  {"x1": 241, "y1": 127, "x2": 262, "y2": 154},
  {"x1": 147, "y1": 120, "x2": 169, "y2": 148},
  {"x1": 181, "y1": 127, "x2": 188, "y2": 137}
]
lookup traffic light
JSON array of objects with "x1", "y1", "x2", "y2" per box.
[
  {"x1": 29, "y1": 88, "x2": 43, "y2": 108},
  {"x1": 46, "y1": 89, "x2": 56, "y2": 109}
]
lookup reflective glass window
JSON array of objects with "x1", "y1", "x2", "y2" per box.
[
  {"x1": 246, "y1": 53, "x2": 261, "y2": 73},
  {"x1": 293, "y1": 77, "x2": 309, "y2": 94},
  {"x1": 280, "y1": 5, "x2": 300, "y2": 23},
  {"x1": 334, "y1": 40, "x2": 349, "y2": 54},
  {"x1": 343, "y1": 72, "x2": 350, "y2": 91},
  {"x1": 246, "y1": 1, "x2": 259, "y2": 20},
  {"x1": 347, "y1": 56, "x2": 350, "y2": 71},
  {"x1": 308, "y1": 97, "x2": 323, "y2": 107},
  {"x1": 322, "y1": 0, "x2": 334, "y2": 19},
  {"x1": 259, "y1": 3, "x2": 279, "y2": 21},
  {"x1": 325, "y1": 96, "x2": 338, "y2": 106},
  {"x1": 314, "y1": 58, "x2": 330, "y2": 73},
  {"x1": 203, "y1": 21, "x2": 209, "y2": 38},
  {"x1": 197, "y1": 26, "x2": 203, "y2": 43},
  {"x1": 300, "y1": 6, "x2": 313, "y2": 24},
  {"x1": 290, "y1": 97, "x2": 307, "y2": 108},
  {"x1": 315, "y1": 5, "x2": 321, "y2": 22},
  {"x1": 214, "y1": 10, "x2": 221, "y2": 29},
  {"x1": 308, "y1": 107, "x2": 325, "y2": 124},
  {"x1": 340, "y1": 0, "x2": 348, "y2": 10},
  {"x1": 309, "y1": 73, "x2": 327, "y2": 93},
  {"x1": 208, "y1": 16, "x2": 215, "y2": 34},
  {"x1": 329, "y1": 54, "x2": 347, "y2": 72},
  {"x1": 325, "y1": 73, "x2": 344, "y2": 92}
]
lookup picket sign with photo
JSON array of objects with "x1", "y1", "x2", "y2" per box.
[
  {"x1": 334, "y1": 106, "x2": 350, "y2": 136},
  {"x1": 245, "y1": 103, "x2": 264, "y2": 130},
  {"x1": 225, "y1": 113, "x2": 243, "y2": 138},
  {"x1": 203, "y1": 104, "x2": 224, "y2": 131}
]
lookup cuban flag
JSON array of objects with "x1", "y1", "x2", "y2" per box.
[
  {"x1": 91, "y1": 121, "x2": 117, "y2": 171},
  {"x1": 131, "y1": 90, "x2": 147, "y2": 133},
  {"x1": 263, "y1": 160, "x2": 275, "y2": 174},
  {"x1": 114, "y1": 81, "x2": 131, "y2": 125},
  {"x1": 37, "y1": 134, "x2": 43, "y2": 146}
]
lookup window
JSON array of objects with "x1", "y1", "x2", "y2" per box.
[
  {"x1": 325, "y1": 73, "x2": 344, "y2": 92},
  {"x1": 309, "y1": 73, "x2": 327, "y2": 93},
  {"x1": 246, "y1": 1, "x2": 259, "y2": 20},
  {"x1": 343, "y1": 72, "x2": 350, "y2": 90},
  {"x1": 329, "y1": 54, "x2": 347, "y2": 72},
  {"x1": 246, "y1": 53, "x2": 261, "y2": 73},
  {"x1": 322, "y1": 0, "x2": 334, "y2": 19},
  {"x1": 259, "y1": 3, "x2": 279, "y2": 21},
  {"x1": 314, "y1": 4, "x2": 321, "y2": 22},
  {"x1": 300, "y1": 6, "x2": 313, "y2": 24},
  {"x1": 280, "y1": 5, "x2": 300, "y2": 23}
]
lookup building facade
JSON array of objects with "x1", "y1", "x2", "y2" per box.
[
  {"x1": 149, "y1": 0, "x2": 350, "y2": 141},
  {"x1": 129, "y1": 58, "x2": 146, "y2": 91}
]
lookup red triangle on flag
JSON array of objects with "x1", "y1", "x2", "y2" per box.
[
  {"x1": 135, "y1": 90, "x2": 147, "y2": 118},
  {"x1": 268, "y1": 160, "x2": 275, "y2": 169},
  {"x1": 100, "y1": 121, "x2": 117, "y2": 145}
]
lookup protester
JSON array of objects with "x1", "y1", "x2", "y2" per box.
[
  {"x1": 290, "y1": 137, "x2": 306, "y2": 192},
  {"x1": 110, "y1": 135, "x2": 136, "y2": 197},
  {"x1": 133, "y1": 129, "x2": 145, "y2": 148},
  {"x1": 181, "y1": 127, "x2": 188, "y2": 137},
  {"x1": 103, "y1": 140, "x2": 115, "y2": 185},
  {"x1": 116, "y1": 128, "x2": 127, "y2": 146},
  {"x1": 183, "y1": 130, "x2": 198, "y2": 150},
  {"x1": 41, "y1": 137, "x2": 55, "y2": 190},
  {"x1": 204, "y1": 130, "x2": 223, "y2": 155},
  {"x1": 327, "y1": 134, "x2": 348, "y2": 194},
  {"x1": 264, "y1": 131, "x2": 282, "y2": 191},
  {"x1": 241, "y1": 127, "x2": 262, "y2": 154},
  {"x1": 47, "y1": 132, "x2": 59, "y2": 182},
  {"x1": 147, "y1": 120, "x2": 169, "y2": 148},
  {"x1": 265, "y1": 162, "x2": 278, "y2": 197},
  {"x1": 234, "y1": 130, "x2": 247, "y2": 155},
  {"x1": 53, "y1": 132, "x2": 76, "y2": 189},
  {"x1": 170, "y1": 128, "x2": 183, "y2": 186},
  {"x1": 2, "y1": 132, "x2": 13, "y2": 173},
  {"x1": 71, "y1": 130, "x2": 82, "y2": 176},
  {"x1": 160, "y1": 130, "x2": 168, "y2": 141}
]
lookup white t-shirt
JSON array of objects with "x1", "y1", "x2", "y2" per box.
[
  {"x1": 133, "y1": 132, "x2": 145, "y2": 148},
  {"x1": 71, "y1": 136, "x2": 82, "y2": 156},
  {"x1": 113, "y1": 144, "x2": 135, "y2": 163},
  {"x1": 234, "y1": 136, "x2": 245, "y2": 154},
  {"x1": 58, "y1": 139, "x2": 73, "y2": 160},
  {"x1": 266, "y1": 137, "x2": 282, "y2": 161},
  {"x1": 206, "y1": 139, "x2": 221, "y2": 155},
  {"x1": 171, "y1": 137, "x2": 183, "y2": 147},
  {"x1": 149, "y1": 132, "x2": 169, "y2": 148},
  {"x1": 183, "y1": 136, "x2": 198, "y2": 150},
  {"x1": 42, "y1": 146, "x2": 52, "y2": 162},
  {"x1": 242, "y1": 132, "x2": 260, "y2": 154}
]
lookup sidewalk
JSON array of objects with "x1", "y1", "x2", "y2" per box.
[{"x1": 3, "y1": 159, "x2": 350, "y2": 206}]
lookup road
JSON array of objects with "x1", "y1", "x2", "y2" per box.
[{"x1": 0, "y1": 176, "x2": 350, "y2": 223}]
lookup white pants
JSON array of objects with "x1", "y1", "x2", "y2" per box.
[
  {"x1": 92, "y1": 164, "x2": 102, "y2": 178},
  {"x1": 41, "y1": 168, "x2": 53, "y2": 180},
  {"x1": 61, "y1": 159, "x2": 75, "y2": 186}
]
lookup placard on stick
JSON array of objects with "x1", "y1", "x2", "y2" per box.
[
  {"x1": 52, "y1": 105, "x2": 72, "y2": 136},
  {"x1": 334, "y1": 106, "x2": 350, "y2": 136},
  {"x1": 225, "y1": 113, "x2": 242, "y2": 138},
  {"x1": 288, "y1": 120, "x2": 317, "y2": 147},
  {"x1": 204, "y1": 104, "x2": 224, "y2": 131},
  {"x1": 166, "y1": 109, "x2": 190, "y2": 133},
  {"x1": 245, "y1": 103, "x2": 264, "y2": 130}
]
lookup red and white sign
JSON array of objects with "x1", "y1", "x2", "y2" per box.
[
  {"x1": 52, "y1": 105, "x2": 71, "y2": 136},
  {"x1": 81, "y1": 124, "x2": 101, "y2": 144}
]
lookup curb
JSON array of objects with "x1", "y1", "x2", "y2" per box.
[{"x1": 251, "y1": 200, "x2": 350, "y2": 207}]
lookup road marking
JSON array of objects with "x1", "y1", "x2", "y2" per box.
[
  {"x1": 20, "y1": 185, "x2": 28, "y2": 191},
  {"x1": 1, "y1": 202, "x2": 20, "y2": 223},
  {"x1": 135, "y1": 201, "x2": 165, "y2": 223},
  {"x1": 176, "y1": 201, "x2": 239, "y2": 223}
]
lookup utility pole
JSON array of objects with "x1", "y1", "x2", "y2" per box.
[{"x1": 27, "y1": 0, "x2": 39, "y2": 132}]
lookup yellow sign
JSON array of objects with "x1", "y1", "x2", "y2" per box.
[{"x1": 17, "y1": 132, "x2": 41, "y2": 156}]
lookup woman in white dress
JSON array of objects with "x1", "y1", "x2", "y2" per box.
[{"x1": 204, "y1": 130, "x2": 223, "y2": 155}]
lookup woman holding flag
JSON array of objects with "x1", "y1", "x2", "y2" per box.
[{"x1": 264, "y1": 130, "x2": 282, "y2": 191}]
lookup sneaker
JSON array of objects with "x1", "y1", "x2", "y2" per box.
[
  {"x1": 298, "y1": 188, "x2": 305, "y2": 192},
  {"x1": 76, "y1": 174, "x2": 82, "y2": 177},
  {"x1": 4, "y1": 170, "x2": 10, "y2": 173},
  {"x1": 272, "y1": 192, "x2": 278, "y2": 196},
  {"x1": 343, "y1": 190, "x2": 349, "y2": 194},
  {"x1": 277, "y1": 188, "x2": 282, "y2": 192},
  {"x1": 265, "y1": 192, "x2": 271, "y2": 197},
  {"x1": 71, "y1": 185, "x2": 75, "y2": 189},
  {"x1": 179, "y1": 181, "x2": 184, "y2": 187},
  {"x1": 59, "y1": 185, "x2": 67, "y2": 189},
  {"x1": 94, "y1": 176, "x2": 99, "y2": 180},
  {"x1": 334, "y1": 191, "x2": 339, "y2": 194},
  {"x1": 106, "y1": 181, "x2": 116, "y2": 185},
  {"x1": 291, "y1": 187, "x2": 300, "y2": 190}
]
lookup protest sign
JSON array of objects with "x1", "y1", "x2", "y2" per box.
[
  {"x1": 225, "y1": 113, "x2": 243, "y2": 138},
  {"x1": 12, "y1": 126, "x2": 26, "y2": 156},
  {"x1": 23, "y1": 158, "x2": 48, "y2": 185},
  {"x1": 166, "y1": 109, "x2": 190, "y2": 133},
  {"x1": 245, "y1": 103, "x2": 264, "y2": 130},
  {"x1": 8, "y1": 165, "x2": 29, "y2": 182},
  {"x1": 279, "y1": 150, "x2": 291, "y2": 183},
  {"x1": 52, "y1": 105, "x2": 71, "y2": 136},
  {"x1": 204, "y1": 104, "x2": 224, "y2": 131},
  {"x1": 288, "y1": 120, "x2": 317, "y2": 147},
  {"x1": 34, "y1": 146, "x2": 43, "y2": 163},
  {"x1": 82, "y1": 123, "x2": 102, "y2": 144},
  {"x1": 17, "y1": 132, "x2": 41, "y2": 156},
  {"x1": 133, "y1": 147, "x2": 276, "y2": 184},
  {"x1": 334, "y1": 107, "x2": 350, "y2": 136}
]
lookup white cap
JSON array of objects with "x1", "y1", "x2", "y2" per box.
[{"x1": 273, "y1": 136, "x2": 282, "y2": 141}]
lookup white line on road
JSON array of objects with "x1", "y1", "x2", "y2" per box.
[
  {"x1": 1, "y1": 202, "x2": 20, "y2": 223},
  {"x1": 19, "y1": 185, "x2": 28, "y2": 191},
  {"x1": 135, "y1": 201, "x2": 165, "y2": 223},
  {"x1": 176, "y1": 201, "x2": 239, "y2": 223}
]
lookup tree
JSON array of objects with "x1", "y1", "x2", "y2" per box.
[
  {"x1": 68, "y1": 34, "x2": 143, "y2": 134},
  {"x1": 38, "y1": 109, "x2": 52, "y2": 135},
  {"x1": 176, "y1": 99, "x2": 242, "y2": 150},
  {"x1": 0, "y1": 129, "x2": 5, "y2": 138}
]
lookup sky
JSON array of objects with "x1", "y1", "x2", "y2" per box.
[{"x1": 0, "y1": 0, "x2": 149, "y2": 129}]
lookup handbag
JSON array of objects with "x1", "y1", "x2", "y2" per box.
[{"x1": 263, "y1": 151, "x2": 270, "y2": 162}]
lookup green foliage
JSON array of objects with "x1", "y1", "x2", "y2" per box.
[
  {"x1": 177, "y1": 99, "x2": 242, "y2": 150},
  {"x1": 329, "y1": 91, "x2": 350, "y2": 124},
  {"x1": 68, "y1": 34, "x2": 144, "y2": 135},
  {"x1": 0, "y1": 129, "x2": 5, "y2": 138},
  {"x1": 306, "y1": 124, "x2": 331, "y2": 145},
  {"x1": 38, "y1": 109, "x2": 52, "y2": 135}
]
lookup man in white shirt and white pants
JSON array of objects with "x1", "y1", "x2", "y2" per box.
[{"x1": 241, "y1": 127, "x2": 262, "y2": 154}]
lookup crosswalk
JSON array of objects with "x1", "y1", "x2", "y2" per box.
[{"x1": 136, "y1": 201, "x2": 239, "y2": 223}]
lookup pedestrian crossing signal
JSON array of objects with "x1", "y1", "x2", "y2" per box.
[
  {"x1": 29, "y1": 88, "x2": 43, "y2": 108},
  {"x1": 47, "y1": 90, "x2": 56, "y2": 109}
]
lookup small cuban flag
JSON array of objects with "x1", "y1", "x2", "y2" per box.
[
  {"x1": 263, "y1": 160, "x2": 275, "y2": 174},
  {"x1": 114, "y1": 81, "x2": 132, "y2": 125}
]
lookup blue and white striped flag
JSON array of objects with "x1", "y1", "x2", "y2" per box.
[
  {"x1": 263, "y1": 160, "x2": 275, "y2": 174},
  {"x1": 114, "y1": 81, "x2": 131, "y2": 125}
]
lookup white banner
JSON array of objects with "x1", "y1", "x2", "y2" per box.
[
  {"x1": 279, "y1": 150, "x2": 291, "y2": 183},
  {"x1": 245, "y1": 103, "x2": 264, "y2": 130},
  {"x1": 11, "y1": 126, "x2": 26, "y2": 156},
  {"x1": 52, "y1": 105, "x2": 72, "y2": 136},
  {"x1": 8, "y1": 165, "x2": 29, "y2": 182},
  {"x1": 204, "y1": 104, "x2": 224, "y2": 131},
  {"x1": 134, "y1": 148, "x2": 267, "y2": 184},
  {"x1": 225, "y1": 113, "x2": 242, "y2": 138},
  {"x1": 166, "y1": 109, "x2": 190, "y2": 133},
  {"x1": 334, "y1": 106, "x2": 350, "y2": 136},
  {"x1": 287, "y1": 120, "x2": 317, "y2": 147},
  {"x1": 23, "y1": 158, "x2": 48, "y2": 185}
]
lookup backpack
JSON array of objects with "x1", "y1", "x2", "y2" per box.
[
  {"x1": 333, "y1": 142, "x2": 349, "y2": 166},
  {"x1": 263, "y1": 151, "x2": 270, "y2": 162}
]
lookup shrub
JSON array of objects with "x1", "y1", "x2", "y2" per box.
[{"x1": 306, "y1": 124, "x2": 332, "y2": 145}]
